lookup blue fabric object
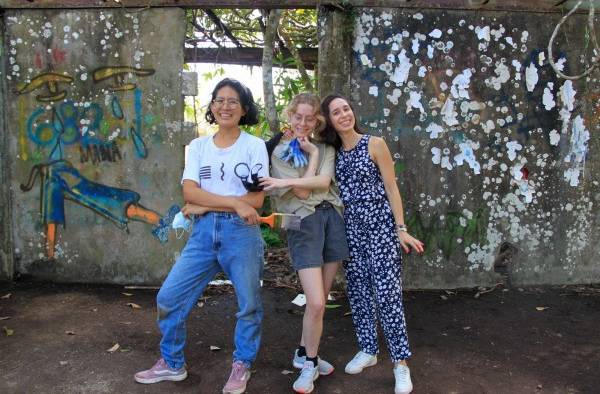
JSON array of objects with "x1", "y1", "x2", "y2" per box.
[
  {"x1": 278, "y1": 138, "x2": 308, "y2": 168},
  {"x1": 172, "y1": 211, "x2": 192, "y2": 231}
]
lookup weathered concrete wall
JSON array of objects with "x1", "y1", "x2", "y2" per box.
[
  {"x1": 317, "y1": 6, "x2": 353, "y2": 97},
  {"x1": 348, "y1": 8, "x2": 600, "y2": 288},
  {"x1": 1, "y1": 16, "x2": 15, "y2": 281},
  {"x1": 4, "y1": 8, "x2": 188, "y2": 284}
]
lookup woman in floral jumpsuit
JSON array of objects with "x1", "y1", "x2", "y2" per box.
[{"x1": 319, "y1": 94, "x2": 424, "y2": 394}]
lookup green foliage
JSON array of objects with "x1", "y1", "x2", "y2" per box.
[
  {"x1": 261, "y1": 225, "x2": 284, "y2": 247},
  {"x1": 201, "y1": 67, "x2": 225, "y2": 81},
  {"x1": 186, "y1": 9, "x2": 317, "y2": 49}
]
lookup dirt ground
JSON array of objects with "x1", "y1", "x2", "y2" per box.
[{"x1": 1, "y1": 251, "x2": 599, "y2": 394}]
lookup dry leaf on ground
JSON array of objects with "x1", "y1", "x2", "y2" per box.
[
  {"x1": 107, "y1": 343, "x2": 120, "y2": 353},
  {"x1": 126, "y1": 303, "x2": 141, "y2": 309}
]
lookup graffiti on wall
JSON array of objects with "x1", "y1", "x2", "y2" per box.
[
  {"x1": 14, "y1": 65, "x2": 176, "y2": 259},
  {"x1": 353, "y1": 10, "x2": 595, "y2": 273}
]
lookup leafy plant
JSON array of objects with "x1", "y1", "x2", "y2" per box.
[{"x1": 261, "y1": 226, "x2": 284, "y2": 247}]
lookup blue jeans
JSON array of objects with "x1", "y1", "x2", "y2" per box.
[{"x1": 156, "y1": 212, "x2": 265, "y2": 369}]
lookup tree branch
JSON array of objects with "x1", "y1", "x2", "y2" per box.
[
  {"x1": 203, "y1": 9, "x2": 243, "y2": 47},
  {"x1": 279, "y1": 21, "x2": 313, "y2": 91}
]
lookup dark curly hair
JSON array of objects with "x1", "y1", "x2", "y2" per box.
[
  {"x1": 319, "y1": 93, "x2": 362, "y2": 150},
  {"x1": 205, "y1": 78, "x2": 259, "y2": 126}
]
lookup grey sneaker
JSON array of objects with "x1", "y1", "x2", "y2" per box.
[
  {"x1": 394, "y1": 364, "x2": 413, "y2": 394},
  {"x1": 292, "y1": 349, "x2": 334, "y2": 375},
  {"x1": 344, "y1": 351, "x2": 377, "y2": 374},
  {"x1": 292, "y1": 361, "x2": 319, "y2": 393},
  {"x1": 134, "y1": 358, "x2": 187, "y2": 384},
  {"x1": 222, "y1": 361, "x2": 251, "y2": 394}
]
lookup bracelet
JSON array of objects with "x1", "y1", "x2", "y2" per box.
[{"x1": 396, "y1": 224, "x2": 408, "y2": 232}]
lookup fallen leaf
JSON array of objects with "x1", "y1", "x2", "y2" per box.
[
  {"x1": 463, "y1": 326, "x2": 471, "y2": 330},
  {"x1": 1, "y1": 293, "x2": 11, "y2": 299},
  {"x1": 126, "y1": 303, "x2": 141, "y2": 309},
  {"x1": 343, "y1": 311, "x2": 352, "y2": 317},
  {"x1": 535, "y1": 307, "x2": 549, "y2": 311},
  {"x1": 325, "y1": 304, "x2": 341, "y2": 309},
  {"x1": 440, "y1": 295, "x2": 448, "y2": 301},
  {"x1": 65, "y1": 331, "x2": 76, "y2": 335},
  {"x1": 210, "y1": 345, "x2": 221, "y2": 351},
  {"x1": 3, "y1": 326, "x2": 14, "y2": 336},
  {"x1": 107, "y1": 343, "x2": 120, "y2": 353},
  {"x1": 121, "y1": 293, "x2": 133, "y2": 297},
  {"x1": 281, "y1": 369, "x2": 295, "y2": 375},
  {"x1": 0, "y1": 316, "x2": 11, "y2": 321}
]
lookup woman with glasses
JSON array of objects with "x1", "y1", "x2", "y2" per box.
[
  {"x1": 259, "y1": 92, "x2": 349, "y2": 394},
  {"x1": 135, "y1": 78, "x2": 268, "y2": 394}
]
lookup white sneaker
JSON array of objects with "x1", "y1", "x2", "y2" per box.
[
  {"x1": 292, "y1": 361, "x2": 319, "y2": 393},
  {"x1": 393, "y1": 364, "x2": 413, "y2": 394},
  {"x1": 292, "y1": 349, "x2": 334, "y2": 375},
  {"x1": 344, "y1": 351, "x2": 377, "y2": 374}
]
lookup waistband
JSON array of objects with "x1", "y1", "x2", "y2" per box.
[
  {"x1": 315, "y1": 201, "x2": 334, "y2": 209},
  {"x1": 344, "y1": 197, "x2": 386, "y2": 206},
  {"x1": 205, "y1": 211, "x2": 239, "y2": 219}
]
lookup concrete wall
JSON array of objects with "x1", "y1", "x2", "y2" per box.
[
  {"x1": 347, "y1": 8, "x2": 600, "y2": 287},
  {"x1": 1, "y1": 15, "x2": 14, "y2": 281},
  {"x1": 3, "y1": 8, "x2": 188, "y2": 284}
]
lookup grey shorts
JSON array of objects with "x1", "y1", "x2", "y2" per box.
[{"x1": 287, "y1": 201, "x2": 350, "y2": 271}]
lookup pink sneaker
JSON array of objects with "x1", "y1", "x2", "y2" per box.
[
  {"x1": 222, "y1": 361, "x2": 251, "y2": 394},
  {"x1": 134, "y1": 358, "x2": 187, "y2": 384}
]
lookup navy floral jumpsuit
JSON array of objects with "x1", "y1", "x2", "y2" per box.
[{"x1": 336, "y1": 134, "x2": 411, "y2": 362}]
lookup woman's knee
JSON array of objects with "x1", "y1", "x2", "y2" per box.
[{"x1": 305, "y1": 299, "x2": 326, "y2": 318}]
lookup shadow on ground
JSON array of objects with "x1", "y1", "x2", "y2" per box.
[{"x1": 1, "y1": 254, "x2": 599, "y2": 394}]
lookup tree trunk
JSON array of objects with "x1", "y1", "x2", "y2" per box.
[{"x1": 262, "y1": 9, "x2": 282, "y2": 134}]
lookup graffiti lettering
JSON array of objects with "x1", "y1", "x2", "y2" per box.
[{"x1": 79, "y1": 142, "x2": 122, "y2": 164}]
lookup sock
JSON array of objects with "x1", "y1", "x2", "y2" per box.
[
  {"x1": 306, "y1": 356, "x2": 318, "y2": 367},
  {"x1": 297, "y1": 345, "x2": 306, "y2": 358}
]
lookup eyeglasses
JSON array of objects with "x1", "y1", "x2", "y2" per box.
[
  {"x1": 212, "y1": 98, "x2": 241, "y2": 108},
  {"x1": 292, "y1": 114, "x2": 317, "y2": 124}
]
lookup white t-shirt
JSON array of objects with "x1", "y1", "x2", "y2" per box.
[{"x1": 182, "y1": 132, "x2": 269, "y2": 196}]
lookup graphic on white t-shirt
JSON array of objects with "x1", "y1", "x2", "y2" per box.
[{"x1": 181, "y1": 132, "x2": 269, "y2": 197}]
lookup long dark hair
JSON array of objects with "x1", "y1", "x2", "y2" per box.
[
  {"x1": 205, "y1": 78, "x2": 259, "y2": 125},
  {"x1": 319, "y1": 93, "x2": 362, "y2": 150}
]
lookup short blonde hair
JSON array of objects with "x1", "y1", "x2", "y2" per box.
[{"x1": 285, "y1": 92, "x2": 325, "y2": 134}]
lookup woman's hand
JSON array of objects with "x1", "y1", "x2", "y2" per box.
[
  {"x1": 259, "y1": 176, "x2": 289, "y2": 191},
  {"x1": 399, "y1": 231, "x2": 425, "y2": 254},
  {"x1": 181, "y1": 203, "x2": 209, "y2": 217},
  {"x1": 233, "y1": 200, "x2": 259, "y2": 225},
  {"x1": 297, "y1": 136, "x2": 318, "y2": 156},
  {"x1": 282, "y1": 128, "x2": 293, "y2": 139}
]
